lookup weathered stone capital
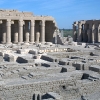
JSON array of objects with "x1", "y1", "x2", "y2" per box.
[
  {"x1": 78, "y1": 23, "x2": 81, "y2": 29},
  {"x1": 19, "y1": 20, "x2": 23, "y2": 27},
  {"x1": 31, "y1": 20, "x2": 35, "y2": 27},
  {"x1": 41, "y1": 20, "x2": 45, "y2": 27},
  {"x1": 6, "y1": 20, "x2": 11, "y2": 26}
]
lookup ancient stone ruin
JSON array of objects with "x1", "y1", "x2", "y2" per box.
[
  {"x1": 0, "y1": 9, "x2": 99, "y2": 100},
  {"x1": 73, "y1": 20, "x2": 100, "y2": 43}
]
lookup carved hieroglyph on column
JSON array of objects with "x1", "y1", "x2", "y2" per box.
[
  {"x1": 6, "y1": 19, "x2": 11, "y2": 44},
  {"x1": 18, "y1": 20, "x2": 23, "y2": 43},
  {"x1": 41, "y1": 20, "x2": 45, "y2": 43},
  {"x1": 30, "y1": 20, "x2": 35, "y2": 43}
]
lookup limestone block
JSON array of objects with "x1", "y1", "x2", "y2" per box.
[
  {"x1": 59, "y1": 60, "x2": 68, "y2": 65},
  {"x1": 61, "y1": 65, "x2": 76, "y2": 72},
  {"x1": 41, "y1": 63, "x2": 50, "y2": 67},
  {"x1": 17, "y1": 57, "x2": 35, "y2": 63},
  {"x1": 8, "y1": 55, "x2": 16, "y2": 62},
  {"x1": 73, "y1": 62, "x2": 84, "y2": 70},
  {"x1": 45, "y1": 92, "x2": 63, "y2": 100},
  {"x1": 17, "y1": 49, "x2": 29, "y2": 54},
  {"x1": 0, "y1": 52, "x2": 4, "y2": 56},
  {"x1": 0, "y1": 56, "x2": 3, "y2": 62},
  {"x1": 29, "y1": 50, "x2": 38, "y2": 55},
  {"x1": 89, "y1": 65, "x2": 100, "y2": 73},
  {"x1": 41, "y1": 55, "x2": 56, "y2": 62}
]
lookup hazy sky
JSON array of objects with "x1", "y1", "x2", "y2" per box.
[{"x1": 0, "y1": 0, "x2": 100, "y2": 29}]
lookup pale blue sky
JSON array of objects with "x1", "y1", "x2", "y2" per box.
[{"x1": 0, "y1": 0, "x2": 100, "y2": 29}]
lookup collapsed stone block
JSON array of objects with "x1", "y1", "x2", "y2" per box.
[
  {"x1": 89, "y1": 65, "x2": 100, "y2": 73},
  {"x1": 41, "y1": 55, "x2": 58, "y2": 62},
  {"x1": 61, "y1": 65, "x2": 75, "y2": 72}
]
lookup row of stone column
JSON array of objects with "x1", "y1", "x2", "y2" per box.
[
  {"x1": 73, "y1": 22, "x2": 100, "y2": 43},
  {"x1": 1, "y1": 19, "x2": 45, "y2": 44}
]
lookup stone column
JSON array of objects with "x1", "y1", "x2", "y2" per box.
[
  {"x1": 94, "y1": 23, "x2": 98, "y2": 43},
  {"x1": 98, "y1": 24, "x2": 100, "y2": 42},
  {"x1": 41, "y1": 20, "x2": 45, "y2": 43},
  {"x1": 87, "y1": 29, "x2": 91, "y2": 43},
  {"x1": 83, "y1": 23, "x2": 88, "y2": 42},
  {"x1": 25, "y1": 21, "x2": 29, "y2": 43},
  {"x1": 2, "y1": 22, "x2": 6, "y2": 43},
  {"x1": 78, "y1": 22, "x2": 82, "y2": 42},
  {"x1": 6, "y1": 19, "x2": 11, "y2": 44},
  {"x1": 38, "y1": 94, "x2": 41, "y2": 100},
  {"x1": 87, "y1": 23, "x2": 92, "y2": 43},
  {"x1": 73, "y1": 24, "x2": 77, "y2": 41},
  {"x1": 18, "y1": 20, "x2": 23, "y2": 43},
  {"x1": 92, "y1": 24, "x2": 95, "y2": 43},
  {"x1": 30, "y1": 20, "x2": 35, "y2": 43},
  {"x1": 36, "y1": 32, "x2": 40, "y2": 44},
  {"x1": 81, "y1": 24, "x2": 84, "y2": 42},
  {"x1": 14, "y1": 23, "x2": 18, "y2": 43}
]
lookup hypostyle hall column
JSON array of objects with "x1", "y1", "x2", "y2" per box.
[
  {"x1": 30, "y1": 20, "x2": 35, "y2": 43},
  {"x1": 92, "y1": 24, "x2": 95, "y2": 43},
  {"x1": 2, "y1": 22, "x2": 6, "y2": 43},
  {"x1": 98, "y1": 24, "x2": 100, "y2": 42},
  {"x1": 41, "y1": 20, "x2": 45, "y2": 43},
  {"x1": 73, "y1": 24, "x2": 77, "y2": 41},
  {"x1": 25, "y1": 21, "x2": 29, "y2": 43},
  {"x1": 18, "y1": 20, "x2": 23, "y2": 43},
  {"x1": 87, "y1": 23, "x2": 92, "y2": 43},
  {"x1": 14, "y1": 22, "x2": 18, "y2": 43},
  {"x1": 78, "y1": 22, "x2": 82, "y2": 42},
  {"x1": 6, "y1": 19, "x2": 11, "y2": 44}
]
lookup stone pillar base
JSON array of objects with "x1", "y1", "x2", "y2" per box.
[
  {"x1": 24, "y1": 42, "x2": 29, "y2": 45},
  {"x1": 13, "y1": 41, "x2": 18, "y2": 44},
  {"x1": 41, "y1": 42, "x2": 46, "y2": 44},
  {"x1": 29, "y1": 42, "x2": 35, "y2": 44},
  {"x1": 1, "y1": 41, "x2": 6, "y2": 44},
  {"x1": 18, "y1": 42, "x2": 24, "y2": 45},
  {"x1": 6, "y1": 42, "x2": 12, "y2": 44}
]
